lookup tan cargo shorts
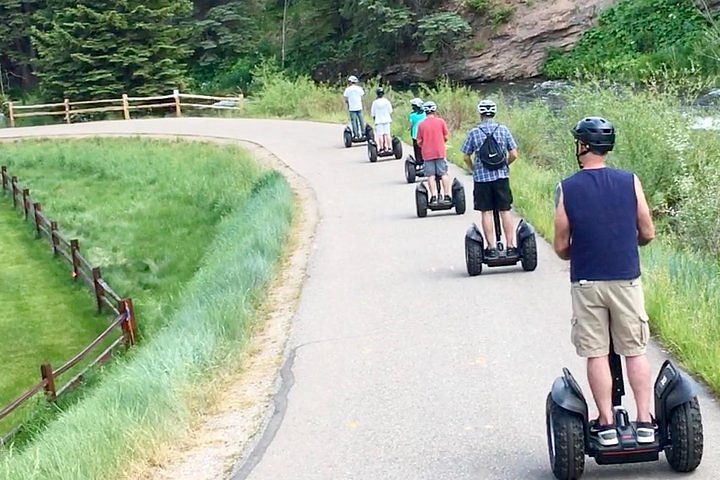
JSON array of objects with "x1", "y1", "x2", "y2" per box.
[{"x1": 570, "y1": 278, "x2": 650, "y2": 358}]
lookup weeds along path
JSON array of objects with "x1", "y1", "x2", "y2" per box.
[{"x1": 2, "y1": 118, "x2": 719, "y2": 480}]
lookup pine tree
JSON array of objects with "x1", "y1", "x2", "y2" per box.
[
  {"x1": 0, "y1": 0, "x2": 45, "y2": 89},
  {"x1": 32, "y1": 0, "x2": 193, "y2": 100}
]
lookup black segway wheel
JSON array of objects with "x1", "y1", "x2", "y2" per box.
[
  {"x1": 415, "y1": 189, "x2": 428, "y2": 218},
  {"x1": 520, "y1": 234, "x2": 538, "y2": 271},
  {"x1": 546, "y1": 393, "x2": 585, "y2": 480},
  {"x1": 392, "y1": 137, "x2": 403, "y2": 159},
  {"x1": 465, "y1": 235, "x2": 483, "y2": 276},
  {"x1": 665, "y1": 397, "x2": 703, "y2": 472},
  {"x1": 368, "y1": 143, "x2": 378, "y2": 163},
  {"x1": 405, "y1": 159, "x2": 416, "y2": 183},
  {"x1": 453, "y1": 184, "x2": 466, "y2": 215},
  {"x1": 343, "y1": 130, "x2": 352, "y2": 148}
]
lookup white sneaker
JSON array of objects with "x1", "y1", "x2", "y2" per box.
[
  {"x1": 590, "y1": 421, "x2": 619, "y2": 447},
  {"x1": 636, "y1": 422, "x2": 656, "y2": 444}
]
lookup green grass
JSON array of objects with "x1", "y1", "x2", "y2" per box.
[
  {"x1": 241, "y1": 72, "x2": 720, "y2": 394},
  {"x1": 0, "y1": 139, "x2": 293, "y2": 470},
  {"x1": 0, "y1": 206, "x2": 103, "y2": 433},
  {"x1": 0, "y1": 170, "x2": 293, "y2": 479},
  {"x1": 0, "y1": 138, "x2": 266, "y2": 340},
  {"x1": 0, "y1": 139, "x2": 293, "y2": 477}
]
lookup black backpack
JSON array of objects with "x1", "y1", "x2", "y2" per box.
[{"x1": 476, "y1": 125, "x2": 507, "y2": 170}]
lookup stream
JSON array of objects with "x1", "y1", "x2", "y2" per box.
[{"x1": 471, "y1": 77, "x2": 720, "y2": 130}]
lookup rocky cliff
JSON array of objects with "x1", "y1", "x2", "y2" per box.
[{"x1": 384, "y1": 0, "x2": 617, "y2": 83}]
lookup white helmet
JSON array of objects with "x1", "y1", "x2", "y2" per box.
[
  {"x1": 348, "y1": 75, "x2": 359, "y2": 83},
  {"x1": 477, "y1": 99, "x2": 497, "y2": 117},
  {"x1": 410, "y1": 97, "x2": 424, "y2": 108},
  {"x1": 423, "y1": 101, "x2": 437, "y2": 113}
]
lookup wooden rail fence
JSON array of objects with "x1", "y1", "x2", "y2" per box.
[
  {"x1": 4, "y1": 89, "x2": 243, "y2": 127},
  {"x1": 0, "y1": 165, "x2": 137, "y2": 435}
]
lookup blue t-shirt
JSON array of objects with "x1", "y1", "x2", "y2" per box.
[{"x1": 409, "y1": 111, "x2": 426, "y2": 139}]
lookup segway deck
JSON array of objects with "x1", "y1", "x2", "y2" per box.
[{"x1": 546, "y1": 353, "x2": 704, "y2": 480}]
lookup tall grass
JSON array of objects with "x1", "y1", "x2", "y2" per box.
[
  {"x1": 0, "y1": 138, "x2": 265, "y2": 339},
  {"x1": 0, "y1": 167, "x2": 293, "y2": 478},
  {"x1": 244, "y1": 72, "x2": 720, "y2": 393},
  {"x1": 0, "y1": 139, "x2": 293, "y2": 454}
]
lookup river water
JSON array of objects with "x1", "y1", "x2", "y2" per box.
[{"x1": 472, "y1": 77, "x2": 720, "y2": 130}]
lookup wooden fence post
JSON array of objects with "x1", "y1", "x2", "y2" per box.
[
  {"x1": 64, "y1": 98, "x2": 70, "y2": 124},
  {"x1": 120, "y1": 298, "x2": 137, "y2": 347},
  {"x1": 50, "y1": 221, "x2": 59, "y2": 255},
  {"x1": 22, "y1": 188, "x2": 29, "y2": 219},
  {"x1": 70, "y1": 239, "x2": 80, "y2": 280},
  {"x1": 11, "y1": 176, "x2": 17, "y2": 208},
  {"x1": 122, "y1": 94, "x2": 129, "y2": 120},
  {"x1": 33, "y1": 202, "x2": 42, "y2": 237},
  {"x1": 1, "y1": 166, "x2": 7, "y2": 191},
  {"x1": 91, "y1": 267, "x2": 103, "y2": 313},
  {"x1": 40, "y1": 363, "x2": 56, "y2": 401},
  {"x1": 7, "y1": 101, "x2": 14, "y2": 127},
  {"x1": 173, "y1": 89, "x2": 181, "y2": 117}
]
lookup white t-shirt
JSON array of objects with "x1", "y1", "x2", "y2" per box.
[
  {"x1": 343, "y1": 85, "x2": 365, "y2": 111},
  {"x1": 371, "y1": 98, "x2": 393, "y2": 124}
]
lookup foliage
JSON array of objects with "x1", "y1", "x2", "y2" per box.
[
  {"x1": 31, "y1": 0, "x2": 194, "y2": 99},
  {"x1": 542, "y1": 0, "x2": 716, "y2": 82},
  {"x1": 465, "y1": 0, "x2": 489, "y2": 14},
  {"x1": 415, "y1": 13, "x2": 471, "y2": 54},
  {"x1": 488, "y1": 5, "x2": 514, "y2": 27},
  {"x1": 0, "y1": 0, "x2": 45, "y2": 90}
]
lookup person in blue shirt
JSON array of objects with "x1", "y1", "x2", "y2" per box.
[
  {"x1": 408, "y1": 97, "x2": 426, "y2": 164},
  {"x1": 553, "y1": 116, "x2": 657, "y2": 448}
]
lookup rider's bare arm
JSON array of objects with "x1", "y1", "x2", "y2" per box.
[
  {"x1": 635, "y1": 175, "x2": 655, "y2": 246},
  {"x1": 507, "y1": 148, "x2": 518, "y2": 165},
  {"x1": 553, "y1": 184, "x2": 571, "y2": 260}
]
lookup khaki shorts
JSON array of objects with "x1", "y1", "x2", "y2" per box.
[{"x1": 570, "y1": 278, "x2": 650, "y2": 358}]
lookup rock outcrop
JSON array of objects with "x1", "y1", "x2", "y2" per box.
[{"x1": 384, "y1": 0, "x2": 617, "y2": 83}]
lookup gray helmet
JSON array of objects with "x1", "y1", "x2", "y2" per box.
[
  {"x1": 410, "y1": 97, "x2": 424, "y2": 108},
  {"x1": 348, "y1": 75, "x2": 359, "y2": 83},
  {"x1": 477, "y1": 99, "x2": 497, "y2": 117},
  {"x1": 572, "y1": 117, "x2": 615, "y2": 152},
  {"x1": 422, "y1": 101, "x2": 437, "y2": 113}
]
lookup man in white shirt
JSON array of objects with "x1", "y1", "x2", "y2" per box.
[
  {"x1": 343, "y1": 75, "x2": 366, "y2": 138},
  {"x1": 370, "y1": 87, "x2": 393, "y2": 152}
]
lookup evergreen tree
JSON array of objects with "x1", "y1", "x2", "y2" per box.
[
  {"x1": 0, "y1": 0, "x2": 45, "y2": 90},
  {"x1": 32, "y1": 0, "x2": 193, "y2": 100}
]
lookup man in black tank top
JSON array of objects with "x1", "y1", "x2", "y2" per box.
[{"x1": 553, "y1": 117, "x2": 657, "y2": 447}]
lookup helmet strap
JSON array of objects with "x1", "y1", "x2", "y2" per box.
[{"x1": 575, "y1": 140, "x2": 590, "y2": 169}]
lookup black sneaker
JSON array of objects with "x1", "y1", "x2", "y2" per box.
[
  {"x1": 443, "y1": 195, "x2": 452, "y2": 204},
  {"x1": 635, "y1": 421, "x2": 656, "y2": 444},
  {"x1": 590, "y1": 420, "x2": 618, "y2": 447},
  {"x1": 506, "y1": 247, "x2": 518, "y2": 257},
  {"x1": 484, "y1": 248, "x2": 498, "y2": 259},
  {"x1": 429, "y1": 196, "x2": 438, "y2": 205}
]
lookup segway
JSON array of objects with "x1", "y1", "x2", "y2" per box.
[
  {"x1": 404, "y1": 155, "x2": 425, "y2": 183},
  {"x1": 368, "y1": 136, "x2": 402, "y2": 162},
  {"x1": 464, "y1": 210, "x2": 537, "y2": 275},
  {"x1": 415, "y1": 175, "x2": 465, "y2": 217},
  {"x1": 343, "y1": 124, "x2": 374, "y2": 148},
  {"x1": 546, "y1": 344, "x2": 704, "y2": 480}
]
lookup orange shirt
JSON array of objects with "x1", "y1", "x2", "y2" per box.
[{"x1": 416, "y1": 115, "x2": 449, "y2": 161}]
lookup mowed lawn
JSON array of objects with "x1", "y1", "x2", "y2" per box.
[{"x1": 0, "y1": 205, "x2": 101, "y2": 427}]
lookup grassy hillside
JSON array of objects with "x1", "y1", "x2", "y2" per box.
[{"x1": 0, "y1": 139, "x2": 294, "y2": 480}]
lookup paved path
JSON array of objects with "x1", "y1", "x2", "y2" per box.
[{"x1": 2, "y1": 118, "x2": 718, "y2": 479}]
